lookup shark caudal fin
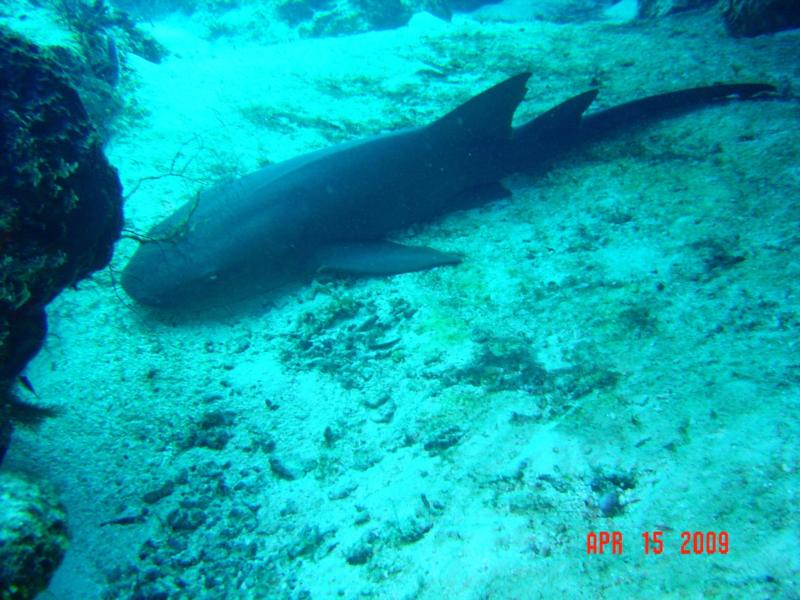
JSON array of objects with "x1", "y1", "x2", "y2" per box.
[
  {"x1": 430, "y1": 72, "x2": 532, "y2": 140},
  {"x1": 580, "y1": 83, "x2": 777, "y2": 138},
  {"x1": 507, "y1": 82, "x2": 776, "y2": 172}
]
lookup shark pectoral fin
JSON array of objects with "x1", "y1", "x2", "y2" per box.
[{"x1": 313, "y1": 241, "x2": 462, "y2": 276}]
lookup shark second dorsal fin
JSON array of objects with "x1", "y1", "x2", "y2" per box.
[
  {"x1": 430, "y1": 72, "x2": 532, "y2": 141},
  {"x1": 505, "y1": 89, "x2": 598, "y2": 172},
  {"x1": 518, "y1": 89, "x2": 599, "y2": 137}
]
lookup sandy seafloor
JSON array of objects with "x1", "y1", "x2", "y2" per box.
[{"x1": 3, "y1": 0, "x2": 800, "y2": 598}]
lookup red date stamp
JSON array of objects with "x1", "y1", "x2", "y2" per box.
[{"x1": 587, "y1": 531, "x2": 729, "y2": 555}]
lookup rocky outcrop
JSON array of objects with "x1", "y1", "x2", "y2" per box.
[
  {"x1": 722, "y1": 0, "x2": 800, "y2": 36},
  {"x1": 274, "y1": 0, "x2": 506, "y2": 36},
  {"x1": 276, "y1": 0, "x2": 414, "y2": 36},
  {"x1": 637, "y1": 0, "x2": 715, "y2": 18},
  {"x1": 637, "y1": 0, "x2": 800, "y2": 35},
  {"x1": 0, "y1": 26, "x2": 123, "y2": 454},
  {"x1": 0, "y1": 472, "x2": 69, "y2": 599}
]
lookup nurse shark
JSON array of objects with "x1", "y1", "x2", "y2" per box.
[{"x1": 121, "y1": 73, "x2": 773, "y2": 308}]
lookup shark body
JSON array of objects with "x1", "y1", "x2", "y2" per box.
[{"x1": 121, "y1": 73, "x2": 773, "y2": 308}]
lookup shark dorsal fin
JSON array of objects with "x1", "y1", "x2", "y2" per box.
[
  {"x1": 506, "y1": 89, "x2": 598, "y2": 171},
  {"x1": 524, "y1": 89, "x2": 599, "y2": 134},
  {"x1": 431, "y1": 72, "x2": 532, "y2": 140}
]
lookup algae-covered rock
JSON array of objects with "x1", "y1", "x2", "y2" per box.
[
  {"x1": 637, "y1": 0, "x2": 714, "y2": 18},
  {"x1": 721, "y1": 0, "x2": 800, "y2": 36},
  {"x1": 449, "y1": 0, "x2": 503, "y2": 11},
  {"x1": 0, "y1": 26, "x2": 123, "y2": 443},
  {"x1": 276, "y1": 0, "x2": 414, "y2": 36},
  {"x1": 0, "y1": 26, "x2": 123, "y2": 377},
  {"x1": 0, "y1": 472, "x2": 69, "y2": 599}
]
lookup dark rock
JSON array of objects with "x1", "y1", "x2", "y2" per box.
[
  {"x1": 286, "y1": 525, "x2": 325, "y2": 559},
  {"x1": 449, "y1": 0, "x2": 503, "y2": 11},
  {"x1": 142, "y1": 480, "x2": 176, "y2": 505},
  {"x1": 166, "y1": 536, "x2": 188, "y2": 552},
  {"x1": 280, "y1": 500, "x2": 299, "y2": 517},
  {"x1": 423, "y1": 426, "x2": 464, "y2": 455},
  {"x1": 354, "y1": 509, "x2": 371, "y2": 525},
  {"x1": 0, "y1": 26, "x2": 123, "y2": 437},
  {"x1": 166, "y1": 508, "x2": 207, "y2": 532},
  {"x1": 371, "y1": 399, "x2": 396, "y2": 423},
  {"x1": 345, "y1": 542, "x2": 373, "y2": 565},
  {"x1": 247, "y1": 433, "x2": 276, "y2": 453},
  {"x1": 269, "y1": 457, "x2": 297, "y2": 481},
  {"x1": 276, "y1": 0, "x2": 413, "y2": 36},
  {"x1": 396, "y1": 516, "x2": 433, "y2": 544},
  {"x1": 53, "y1": 0, "x2": 167, "y2": 64},
  {"x1": 722, "y1": 0, "x2": 800, "y2": 36},
  {"x1": 455, "y1": 336, "x2": 549, "y2": 392},
  {"x1": 179, "y1": 494, "x2": 212, "y2": 511},
  {"x1": 323, "y1": 425, "x2": 341, "y2": 447},
  {"x1": 184, "y1": 410, "x2": 236, "y2": 450},
  {"x1": 0, "y1": 472, "x2": 69, "y2": 599},
  {"x1": 277, "y1": 0, "x2": 333, "y2": 26},
  {"x1": 417, "y1": 0, "x2": 453, "y2": 20},
  {"x1": 637, "y1": 0, "x2": 714, "y2": 17},
  {"x1": 598, "y1": 491, "x2": 624, "y2": 517},
  {"x1": 508, "y1": 491, "x2": 555, "y2": 514},
  {"x1": 138, "y1": 589, "x2": 169, "y2": 600},
  {"x1": 590, "y1": 470, "x2": 635, "y2": 517},
  {"x1": 353, "y1": 0, "x2": 412, "y2": 29},
  {"x1": 363, "y1": 394, "x2": 390, "y2": 409},
  {"x1": 590, "y1": 470, "x2": 637, "y2": 493}
]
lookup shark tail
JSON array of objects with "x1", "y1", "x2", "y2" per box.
[
  {"x1": 580, "y1": 83, "x2": 776, "y2": 138},
  {"x1": 508, "y1": 82, "x2": 775, "y2": 172}
]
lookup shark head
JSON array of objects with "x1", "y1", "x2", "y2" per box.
[
  {"x1": 120, "y1": 238, "x2": 217, "y2": 308},
  {"x1": 120, "y1": 224, "x2": 301, "y2": 309}
]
